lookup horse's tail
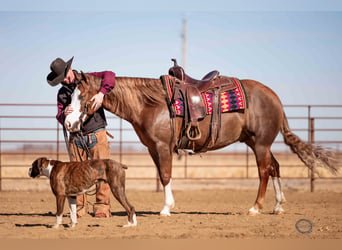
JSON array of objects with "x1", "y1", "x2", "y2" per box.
[{"x1": 280, "y1": 112, "x2": 338, "y2": 175}]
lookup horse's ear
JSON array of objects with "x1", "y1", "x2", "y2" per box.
[
  {"x1": 74, "y1": 72, "x2": 82, "y2": 82},
  {"x1": 80, "y1": 71, "x2": 89, "y2": 82}
]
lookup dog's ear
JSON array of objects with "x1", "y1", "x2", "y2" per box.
[
  {"x1": 32, "y1": 157, "x2": 42, "y2": 168},
  {"x1": 30, "y1": 158, "x2": 44, "y2": 178},
  {"x1": 39, "y1": 157, "x2": 48, "y2": 165}
]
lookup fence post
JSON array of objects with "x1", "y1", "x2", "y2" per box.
[
  {"x1": 0, "y1": 120, "x2": 2, "y2": 192},
  {"x1": 246, "y1": 146, "x2": 249, "y2": 178},
  {"x1": 310, "y1": 118, "x2": 315, "y2": 192}
]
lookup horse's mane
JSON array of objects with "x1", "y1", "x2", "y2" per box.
[
  {"x1": 115, "y1": 77, "x2": 166, "y2": 105},
  {"x1": 104, "y1": 77, "x2": 166, "y2": 121}
]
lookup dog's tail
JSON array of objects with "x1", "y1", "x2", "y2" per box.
[{"x1": 109, "y1": 159, "x2": 128, "y2": 170}]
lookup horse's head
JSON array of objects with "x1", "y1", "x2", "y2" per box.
[{"x1": 64, "y1": 71, "x2": 98, "y2": 132}]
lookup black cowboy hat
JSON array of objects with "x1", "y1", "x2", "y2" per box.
[{"x1": 47, "y1": 56, "x2": 74, "y2": 86}]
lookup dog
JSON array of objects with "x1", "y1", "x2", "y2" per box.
[{"x1": 29, "y1": 157, "x2": 137, "y2": 228}]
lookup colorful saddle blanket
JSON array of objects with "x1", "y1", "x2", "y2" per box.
[{"x1": 162, "y1": 75, "x2": 248, "y2": 117}]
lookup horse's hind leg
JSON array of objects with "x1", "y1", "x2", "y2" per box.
[
  {"x1": 248, "y1": 144, "x2": 272, "y2": 216},
  {"x1": 270, "y1": 153, "x2": 286, "y2": 214}
]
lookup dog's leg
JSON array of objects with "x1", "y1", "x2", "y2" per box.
[
  {"x1": 53, "y1": 195, "x2": 66, "y2": 228},
  {"x1": 67, "y1": 196, "x2": 77, "y2": 228},
  {"x1": 110, "y1": 182, "x2": 137, "y2": 227}
]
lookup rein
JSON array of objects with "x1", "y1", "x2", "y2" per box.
[
  {"x1": 62, "y1": 103, "x2": 94, "y2": 163},
  {"x1": 73, "y1": 130, "x2": 94, "y2": 161},
  {"x1": 61, "y1": 80, "x2": 103, "y2": 200},
  {"x1": 63, "y1": 126, "x2": 73, "y2": 161},
  {"x1": 63, "y1": 125, "x2": 98, "y2": 198},
  {"x1": 63, "y1": 127, "x2": 94, "y2": 161}
]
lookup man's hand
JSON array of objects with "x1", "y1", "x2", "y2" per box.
[{"x1": 90, "y1": 92, "x2": 104, "y2": 111}]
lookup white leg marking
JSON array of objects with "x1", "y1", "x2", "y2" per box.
[
  {"x1": 68, "y1": 196, "x2": 77, "y2": 227},
  {"x1": 248, "y1": 206, "x2": 260, "y2": 216},
  {"x1": 279, "y1": 177, "x2": 286, "y2": 204},
  {"x1": 281, "y1": 191, "x2": 286, "y2": 203},
  {"x1": 160, "y1": 179, "x2": 175, "y2": 216},
  {"x1": 123, "y1": 214, "x2": 137, "y2": 228},
  {"x1": 53, "y1": 215, "x2": 63, "y2": 228},
  {"x1": 272, "y1": 177, "x2": 285, "y2": 214}
]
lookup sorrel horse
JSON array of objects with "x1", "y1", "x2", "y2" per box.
[{"x1": 64, "y1": 70, "x2": 337, "y2": 216}]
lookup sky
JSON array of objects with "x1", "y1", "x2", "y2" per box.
[
  {"x1": 1, "y1": 3, "x2": 342, "y2": 105},
  {"x1": 0, "y1": 1, "x2": 342, "y2": 150}
]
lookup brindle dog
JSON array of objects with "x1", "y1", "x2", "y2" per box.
[{"x1": 29, "y1": 157, "x2": 136, "y2": 228}]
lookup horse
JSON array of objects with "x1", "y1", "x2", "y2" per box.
[{"x1": 64, "y1": 70, "x2": 338, "y2": 216}]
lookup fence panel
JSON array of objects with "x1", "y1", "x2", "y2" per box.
[{"x1": 0, "y1": 104, "x2": 341, "y2": 191}]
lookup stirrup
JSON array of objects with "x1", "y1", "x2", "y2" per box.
[{"x1": 185, "y1": 122, "x2": 202, "y2": 141}]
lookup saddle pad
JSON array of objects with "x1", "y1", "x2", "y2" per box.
[
  {"x1": 202, "y1": 77, "x2": 247, "y2": 115},
  {"x1": 161, "y1": 75, "x2": 247, "y2": 117}
]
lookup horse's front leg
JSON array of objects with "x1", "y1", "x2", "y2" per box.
[
  {"x1": 161, "y1": 178, "x2": 175, "y2": 216},
  {"x1": 148, "y1": 145, "x2": 175, "y2": 216}
]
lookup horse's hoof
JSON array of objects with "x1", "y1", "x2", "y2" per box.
[
  {"x1": 121, "y1": 214, "x2": 137, "y2": 227},
  {"x1": 160, "y1": 207, "x2": 171, "y2": 216},
  {"x1": 248, "y1": 211, "x2": 260, "y2": 216},
  {"x1": 160, "y1": 203, "x2": 174, "y2": 216},
  {"x1": 273, "y1": 209, "x2": 285, "y2": 215},
  {"x1": 248, "y1": 207, "x2": 260, "y2": 216},
  {"x1": 122, "y1": 222, "x2": 137, "y2": 228},
  {"x1": 160, "y1": 211, "x2": 171, "y2": 217}
]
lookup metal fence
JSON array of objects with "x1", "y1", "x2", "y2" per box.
[{"x1": 0, "y1": 104, "x2": 342, "y2": 191}]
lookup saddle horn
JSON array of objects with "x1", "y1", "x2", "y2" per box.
[
  {"x1": 171, "y1": 58, "x2": 179, "y2": 66},
  {"x1": 169, "y1": 58, "x2": 185, "y2": 80}
]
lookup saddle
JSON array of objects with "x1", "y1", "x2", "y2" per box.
[
  {"x1": 163, "y1": 59, "x2": 239, "y2": 152},
  {"x1": 168, "y1": 59, "x2": 220, "y2": 92}
]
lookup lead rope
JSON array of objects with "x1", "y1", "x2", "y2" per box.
[
  {"x1": 75, "y1": 131, "x2": 94, "y2": 161},
  {"x1": 62, "y1": 126, "x2": 90, "y2": 212},
  {"x1": 63, "y1": 126, "x2": 73, "y2": 161},
  {"x1": 72, "y1": 131, "x2": 99, "y2": 200},
  {"x1": 67, "y1": 129, "x2": 97, "y2": 201}
]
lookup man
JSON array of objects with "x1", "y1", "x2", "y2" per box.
[{"x1": 47, "y1": 56, "x2": 115, "y2": 218}]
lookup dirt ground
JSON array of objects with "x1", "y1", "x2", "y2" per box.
[{"x1": 0, "y1": 188, "x2": 341, "y2": 239}]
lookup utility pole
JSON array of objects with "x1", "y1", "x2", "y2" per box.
[{"x1": 182, "y1": 18, "x2": 187, "y2": 70}]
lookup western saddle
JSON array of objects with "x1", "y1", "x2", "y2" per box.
[
  {"x1": 169, "y1": 59, "x2": 220, "y2": 92},
  {"x1": 164, "y1": 59, "x2": 238, "y2": 152}
]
